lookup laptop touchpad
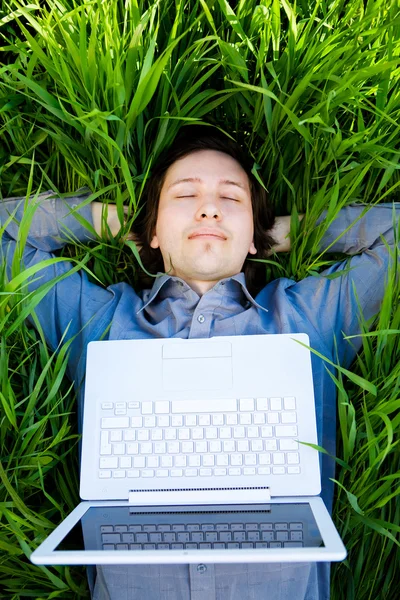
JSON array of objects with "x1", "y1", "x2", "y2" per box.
[{"x1": 162, "y1": 342, "x2": 233, "y2": 391}]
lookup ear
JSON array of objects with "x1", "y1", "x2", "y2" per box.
[
  {"x1": 150, "y1": 233, "x2": 159, "y2": 249},
  {"x1": 248, "y1": 240, "x2": 257, "y2": 255}
]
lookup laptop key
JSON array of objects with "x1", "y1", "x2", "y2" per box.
[
  {"x1": 228, "y1": 468, "x2": 241, "y2": 475},
  {"x1": 214, "y1": 468, "x2": 227, "y2": 476},
  {"x1": 102, "y1": 534, "x2": 121, "y2": 543},
  {"x1": 288, "y1": 466, "x2": 301, "y2": 474},
  {"x1": 155, "y1": 401, "x2": 169, "y2": 414},
  {"x1": 127, "y1": 469, "x2": 140, "y2": 477},
  {"x1": 239, "y1": 398, "x2": 255, "y2": 411},
  {"x1": 279, "y1": 439, "x2": 298, "y2": 451},
  {"x1": 284, "y1": 542, "x2": 303, "y2": 548},
  {"x1": 275, "y1": 425, "x2": 298, "y2": 437},
  {"x1": 171, "y1": 399, "x2": 236, "y2": 414},
  {"x1": 243, "y1": 468, "x2": 256, "y2": 475},
  {"x1": 287, "y1": 453, "x2": 300, "y2": 464},
  {"x1": 98, "y1": 470, "x2": 112, "y2": 478},
  {"x1": 201, "y1": 524, "x2": 214, "y2": 531},
  {"x1": 141, "y1": 469, "x2": 154, "y2": 477},
  {"x1": 141, "y1": 402, "x2": 153, "y2": 414},
  {"x1": 100, "y1": 457, "x2": 118, "y2": 469},
  {"x1": 270, "y1": 398, "x2": 282, "y2": 411},
  {"x1": 156, "y1": 469, "x2": 169, "y2": 477},
  {"x1": 199, "y1": 468, "x2": 212, "y2": 476},
  {"x1": 283, "y1": 397, "x2": 296, "y2": 410},
  {"x1": 272, "y1": 467, "x2": 286, "y2": 475},
  {"x1": 101, "y1": 417, "x2": 129, "y2": 429},
  {"x1": 256, "y1": 398, "x2": 268, "y2": 411},
  {"x1": 281, "y1": 412, "x2": 297, "y2": 424}
]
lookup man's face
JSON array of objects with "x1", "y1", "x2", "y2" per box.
[{"x1": 150, "y1": 149, "x2": 257, "y2": 295}]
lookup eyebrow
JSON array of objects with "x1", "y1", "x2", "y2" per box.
[{"x1": 167, "y1": 177, "x2": 247, "y2": 191}]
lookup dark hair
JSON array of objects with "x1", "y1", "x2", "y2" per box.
[{"x1": 134, "y1": 124, "x2": 276, "y2": 296}]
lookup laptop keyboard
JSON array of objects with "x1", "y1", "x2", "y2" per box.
[
  {"x1": 100, "y1": 521, "x2": 304, "y2": 550},
  {"x1": 98, "y1": 397, "x2": 301, "y2": 480}
]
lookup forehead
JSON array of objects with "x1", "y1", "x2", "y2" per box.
[{"x1": 162, "y1": 149, "x2": 250, "y2": 193}]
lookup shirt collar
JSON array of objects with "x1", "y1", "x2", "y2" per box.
[
  {"x1": 228, "y1": 273, "x2": 269, "y2": 313},
  {"x1": 137, "y1": 272, "x2": 268, "y2": 314}
]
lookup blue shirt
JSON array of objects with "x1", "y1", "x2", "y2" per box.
[{"x1": 1, "y1": 191, "x2": 399, "y2": 600}]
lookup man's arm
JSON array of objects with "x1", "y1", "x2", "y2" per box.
[
  {"x1": 268, "y1": 215, "x2": 304, "y2": 254},
  {"x1": 281, "y1": 202, "x2": 399, "y2": 367},
  {"x1": 0, "y1": 190, "x2": 116, "y2": 379},
  {"x1": 91, "y1": 201, "x2": 139, "y2": 245}
]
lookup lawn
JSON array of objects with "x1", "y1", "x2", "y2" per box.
[{"x1": 0, "y1": 0, "x2": 399, "y2": 598}]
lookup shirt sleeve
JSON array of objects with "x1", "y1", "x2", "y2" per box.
[
  {"x1": 285, "y1": 202, "x2": 400, "y2": 367},
  {"x1": 0, "y1": 190, "x2": 115, "y2": 378}
]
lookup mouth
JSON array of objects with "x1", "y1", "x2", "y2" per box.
[{"x1": 188, "y1": 230, "x2": 227, "y2": 240}]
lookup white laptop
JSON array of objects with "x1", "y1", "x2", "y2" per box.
[{"x1": 31, "y1": 333, "x2": 346, "y2": 565}]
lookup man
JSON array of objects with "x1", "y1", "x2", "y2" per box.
[{"x1": 1, "y1": 125, "x2": 399, "y2": 599}]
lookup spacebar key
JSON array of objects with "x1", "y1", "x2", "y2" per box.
[{"x1": 171, "y1": 399, "x2": 237, "y2": 413}]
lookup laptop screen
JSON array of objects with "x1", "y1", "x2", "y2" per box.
[{"x1": 54, "y1": 503, "x2": 324, "y2": 551}]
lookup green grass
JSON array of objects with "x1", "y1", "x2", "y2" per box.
[{"x1": 0, "y1": 0, "x2": 399, "y2": 598}]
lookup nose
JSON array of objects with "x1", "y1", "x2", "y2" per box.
[{"x1": 195, "y1": 197, "x2": 222, "y2": 220}]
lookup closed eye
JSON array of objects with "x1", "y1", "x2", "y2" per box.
[{"x1": 176, "y1": 196, "x2": 239, "y2": 201}]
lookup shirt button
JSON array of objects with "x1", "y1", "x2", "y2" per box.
[
  {"x1": 197, "y1": 314, "x2": 205, "y2": 323},
  {"x1": 197, "y1": 564, "x2": 207, "y2": 574}
]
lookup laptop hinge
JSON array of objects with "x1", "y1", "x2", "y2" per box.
[{"x1": 128, "y1": 487, "x2": 271, "y2": 506}]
